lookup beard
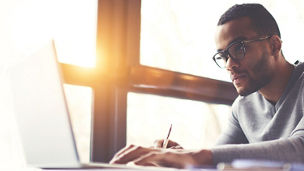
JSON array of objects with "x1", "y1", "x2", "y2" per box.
[
  {"x1": 237, "y1": 51, "x2": 273, "y2": 96},
  {"x1": 238, "y1": 75, "x2": 271, "y2": 96}
]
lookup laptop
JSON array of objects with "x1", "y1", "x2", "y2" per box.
[{"x1": 8, "y1": 41, "x2": 173, "y2": 170}]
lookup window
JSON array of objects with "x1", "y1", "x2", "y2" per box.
[
  {"x1": 10, "y1": 0, "x2": 97, "y2": 67},
  {"x1": 127, "y1": 93, "x2": 231, "y2": 149},
  {"x1": 64, "y1": 0, "x2": 237, "y2": 162},
  {"x1": 140, "y1": 0, "x2": 230, "y2": 81},
  {"x1": 54, "y1": 0, "x2": 97, "y2": 67}
]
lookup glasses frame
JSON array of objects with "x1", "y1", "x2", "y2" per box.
[{"x1": 212, "y1": 36, "x2": 272, "y2": 68}]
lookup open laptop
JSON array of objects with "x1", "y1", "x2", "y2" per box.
[{"x1": 8, "y1": 41, "x2": 173, "y2": 170}]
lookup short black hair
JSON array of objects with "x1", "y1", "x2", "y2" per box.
[{"x1": 217, "y1": 3, "x2": 281, "y2": 38}]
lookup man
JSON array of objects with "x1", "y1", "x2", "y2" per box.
[{"x1": 110, "y1": 3, "x2": 304, "y2": 168}]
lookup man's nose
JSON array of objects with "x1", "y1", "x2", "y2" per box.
[{"x1": 225, "y1": 56, "x2": 240, "y2": 71}]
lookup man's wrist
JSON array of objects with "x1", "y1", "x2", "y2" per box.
[{"x1": 191, "y1": 149, "x2": 213, "y2": 166}]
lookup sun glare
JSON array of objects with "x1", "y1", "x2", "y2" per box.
[{"x1": 11, "y1": 0, "x2": 98, "y2": 68}]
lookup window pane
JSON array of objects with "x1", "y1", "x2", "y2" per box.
[
  {"x1": 10, "y1": 0, "x2": 97, "y2": 67},
  {"x1": 140, "y1": 0, "x2": 230, "y2": 82},
  {"x1": 127, "y1": 92, "x2": 231, "y2": 149},
  {"x1": 63, "y1": 84, "x2": 92, "y2": 162},
  {"x1": 54, "y1": 0, "x2": 98, "y2": 67},
  {"x1": 271, "y1": 1, "x2": 304, "y2": 63},
  {"x1": 140, "y1": 0, "x2": 304, "y2": 82}
]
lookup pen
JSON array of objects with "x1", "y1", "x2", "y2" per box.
[{"x1": 162, "y1": 124, "x2": 172, "y2": 148}]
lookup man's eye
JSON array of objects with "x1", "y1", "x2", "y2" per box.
[
  {"x1": 233, "y1": 44, "x2": 243, "y2": 51},
  {"x1": 216, "y1": 55, "x2": 227, "y2": 61},
  {"x1": 229, "y1": 43, "x2": 244, "y2": 57},
  {"x1": 215, "y1": 56, "x2": 223, "y2": 60}
]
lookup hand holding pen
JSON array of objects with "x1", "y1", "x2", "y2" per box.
[
  {"x1": 153, "y1": 124, "x2": 183, "y2": 149},
  {"x1": 162, "y1": 124, "x2": 172, "y2": 148}
]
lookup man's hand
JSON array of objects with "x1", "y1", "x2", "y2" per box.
[
  {"x1": 109, "y1": 144, "x2": 213, "y2": 169},
  {"x1": 110, "y1": 145, "x2": 160, "y2": 165},
  {"x1": 153, "y1": 139, "x2": 183, "y2": 149}
]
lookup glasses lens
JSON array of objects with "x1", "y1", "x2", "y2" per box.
[
  {"x1": 228, "y1": 42, "x2": 245, "y2": 60},
  {"x1": 214, "y1": 53, "x2": 227, "y2": 68}
]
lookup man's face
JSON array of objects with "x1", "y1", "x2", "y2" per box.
[{"x1": 214, "y1": 17, "x2": 275, "y2": 96}]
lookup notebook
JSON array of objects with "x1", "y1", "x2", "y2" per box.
[{"x1": 8, "y1": 41, "x2": 172, "y2": 170}]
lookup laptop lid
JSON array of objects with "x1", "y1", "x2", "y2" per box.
[{"x1": 9, "y1": 41, "x2": 81, "y2": 168}]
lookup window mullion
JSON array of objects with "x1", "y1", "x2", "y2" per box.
[
  {"x1": 91, "y1": 0, "x2": 137, "y2": 162},
  {"x1": 129, "y1": 65, "x2": 237, "y2": 105}
]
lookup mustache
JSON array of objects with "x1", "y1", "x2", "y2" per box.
[{"x1": 230, "y1": 69, "x2": 247, "y2": 81}]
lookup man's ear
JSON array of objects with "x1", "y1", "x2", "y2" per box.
[{"x1": 270, "y1": 35, "x2": 282, "y2": 56}]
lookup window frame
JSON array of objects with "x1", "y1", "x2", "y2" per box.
[{"x1": 60, "y1": 0, "x2": 237, "y2": 162}]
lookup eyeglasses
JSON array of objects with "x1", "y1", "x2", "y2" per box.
[{"x1": 212, "y1": 36, "x2": 271, "y2": 68}]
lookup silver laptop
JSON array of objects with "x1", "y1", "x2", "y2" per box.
[{"x1": 8, "y1": 41, "x2": 172, "y2": 170}]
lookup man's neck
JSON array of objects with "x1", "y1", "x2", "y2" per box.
[{"x1": 259, "y1": 61, "x2": 295, "y2": 104}]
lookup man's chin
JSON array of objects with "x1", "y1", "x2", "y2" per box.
[
  {"x1": 234, "y1": 78, "x2": 264, "y2": 96},
  {"x1": 237, "y1": 87, "x2": 256, "y2": 96}
]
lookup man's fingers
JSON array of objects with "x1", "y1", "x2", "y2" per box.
[
  {"x1": 126, "y1": 161, "x2": 157, "y2": 167},
  {"x1": 111, "y1": 146, "x2": 159, "y2": 164},
  {"x1": 153, "y1": 139, "x2": 183, "y2": 149},
  {"x1": 153, "y1": 139, "x2": 164, "y2": 148},
  {"x1": 133, "y1": 152, "x2": 162, "y2": 166},
  {"x1": 169, "y1": 145, "x2": 183, "y2": 149},
  {"x1": 167, "y1": 140, "x2": 182, "y2": 148},
  {"x1": 111, "y1": 146, "x2": 143, "y2": 164},
  {"x1": 110, "y1": 145, "x2": 139, "y2": 164},
  {"x1": 133, "y1": 152, "x2": 185, "y2": 169},
  {"x1": 114, "y1": 144, "x2": 135, "y2": 158}
]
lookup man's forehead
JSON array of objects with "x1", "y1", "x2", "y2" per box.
[{"x1": 214, "y1": 17, "x2": 257, "y2": 49}]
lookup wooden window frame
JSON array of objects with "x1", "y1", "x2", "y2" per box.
[{"x1": 60, "y1": 0, "x2": 237, "y2": 162}]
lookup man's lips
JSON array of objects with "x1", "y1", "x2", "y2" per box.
[{"x1": 231, "y1": 73, "x2": 247, "y2": 82}]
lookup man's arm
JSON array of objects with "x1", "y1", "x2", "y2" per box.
[
  {"x1": 213, "y1": 105, "x2": 304, "y2": 164},
  {"x1": 216, "y1": 111, "x2": 249, "y2": 145},
  {"x1": 110, "y1": 145, "x2": 213, "y2": 168},
  {"x1": 212, "y1": 135, "x2": 304, "y2": 164},
  {"x1": 110, "y1": 136, "x2": 304, "y2": 168}
]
